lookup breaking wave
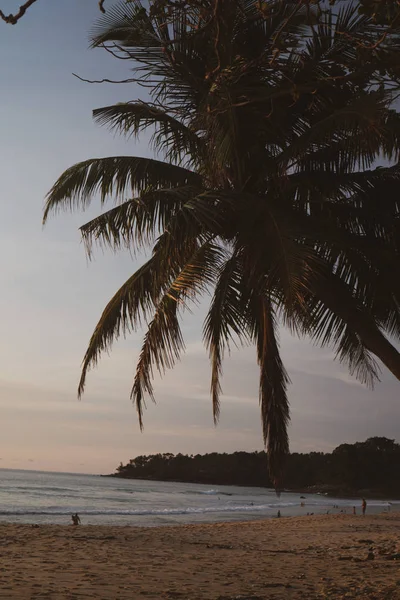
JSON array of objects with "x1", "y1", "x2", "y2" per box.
[{"x1": 0, "y1": 504, "x2": 293, "y2": 517}]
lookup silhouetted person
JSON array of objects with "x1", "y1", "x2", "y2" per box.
[
  {"x1": 362, "y1": 499, "x2": 367, "y2": 516},
  {"x1": 277, "y1": 510, "x2": 281, "y2": 518},
  {"x1": 71, "y1": 513, "x2": 81, "y2": 526},
  {"x1": 353, "y1": 506, "x2": 356, "y2": 515}
]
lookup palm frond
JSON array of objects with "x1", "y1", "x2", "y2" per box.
[
  {"x1": 132, "y1": 241, "x2": 224, "y2": 425},
  {"x1": 336, "y1": 327, "x2": 381, "y2": 388},
  {"x1": 308, "y1": 274, "x2": 400, "y2": 382},
  {"x1": 44, "y1": 157, "x2": 201, "y2": 223},
  {"x1": 78, "y1": 208, "x2": 200, "y2": 397},
  {"x1": 132, "y1": 294, "x2": 183, "y2": 428},
  {"x1": 79, "y1": 186, "x2": 201, "y2": 256},
  {"x1": 278, "y1": 92, "x2": 392, "y2": 171},
  {"x1": 203, "y1": 252, "x2": 249, "y2": 422},
  {"x1": 250, "y1": 296, "x2": 290, "y2": 491},
  {"x1": 93, "y1": 103, "x2": 203, "y2": 164},
  {"x1": 90, "y1": 0, "x2": 159, "y2": 50},
  {"x1": 78, "y1": 254, "x2": 160, "y2": 398},
  {"x1": 239, "y1": 197, "x2": 320, "y2": 328}
]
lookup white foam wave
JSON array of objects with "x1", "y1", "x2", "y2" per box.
[{"x1": 0, "y1": 504, "x2": 290, "y2": 517}]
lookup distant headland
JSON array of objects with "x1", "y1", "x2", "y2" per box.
[{"x1": 108, "y1": 437, "x2": 400, "y2": 499}]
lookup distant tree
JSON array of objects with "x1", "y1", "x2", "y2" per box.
[
  {"x1": 362, "y1": 436, "x2": 397, "y2": 452},
  {"x1": 114, "y1": 438, "x2": 400, "y2": 495}
]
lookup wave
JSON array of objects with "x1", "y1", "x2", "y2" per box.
[
  {"x1": 0, "y1": 503, "x2": 296, "y2": 517},
  {"x1": 6, "y1": 485, "x2": 76, "y2": 493},
  {"x1": 4, "y1": 501, "x2": 391, "y2": 517},
  {"x1": 198, "y1": 490, "x2": 233, "y2": 496},
  {"x1": 0, "y1": 497, "x2": 394, "y2": 518}
]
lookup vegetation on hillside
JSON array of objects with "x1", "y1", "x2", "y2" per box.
[{"x1": 114, "y1": 437, "x2": 400, "y2": 497}]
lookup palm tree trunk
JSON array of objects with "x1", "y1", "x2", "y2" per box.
[{"x1": 311, "y1": 277, "x2": 400, "y2": 381}]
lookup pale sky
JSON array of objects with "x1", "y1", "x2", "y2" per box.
[{"x1": 0, "y1": 0, "x2": 398, "y2": 474}]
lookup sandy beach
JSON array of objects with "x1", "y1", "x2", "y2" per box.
[{"x1": 0, "y1": 514, "x2": 399, "y2": 599}]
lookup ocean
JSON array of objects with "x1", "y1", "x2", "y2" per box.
[{"x1": 0, "y1": 469, "x2": 395, "y2": 526}]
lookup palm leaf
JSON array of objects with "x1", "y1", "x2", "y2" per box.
[
  {"x1": 78, "y1": 254, "x2": 161, "y2": 398},
  {"x1": 78, "y1": 207, "x2": 215, "y2": 397},
  {"x1": 203, "y1": 252, "x2": 249, "y2": 423},
  {"x1": 250, "y1": 296, "x2": 290, "y2": 491},
  {"x1": 336, "y1": 327, "x2": 381, "y2": 388},
  {"x1": 132, "y1": 294, "x2": 183, "y2": 428},
  {"x1": 44, "y1": 157, "x2": 201, "y2": 223},
  {"x1": 93, "y1": 103, "x2": 203, "y2": 166},
  {"x1": 90, "y1": 0, "x2": 159, "y2": 50},
  {"x1": 308, "y1": 273, "x2": 400, "y2": 382},
  {"x1": 79, "y1": 185, "x2": 202, "y2": 256},
  {"x1": 132, "y1": 241, "x2": 224, "y2": 425}
]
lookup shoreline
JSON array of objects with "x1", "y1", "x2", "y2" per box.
[
  {"x1": 0, "y1": 514, "x2": 398, "y2": 598},
  {"x1": 106, "y1": 474, "x2": 400, "y2": 500}
]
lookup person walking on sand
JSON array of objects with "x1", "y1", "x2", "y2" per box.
[{"x1": 362, "y1": 499, "x2": 367, "y2": 516}]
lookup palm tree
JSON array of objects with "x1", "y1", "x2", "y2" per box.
[{"x1": 44, "y1": 0, "x2": 400, "y2": 486}]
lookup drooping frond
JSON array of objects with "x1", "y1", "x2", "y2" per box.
[
  {"x1": 132, "y1": 294, "x2": 184, "y2": 428},
  {"x1": 336, "y1": 327, "x2": 381, "y2": 389},
  {"x1": 78, "y1": 255, "x2": 161, "y2": 398},
  {"x1": 132, "y1": 241, "x2": 224, "y2": 425},
  {"x1": 79, "y1": 185, "x2": 202, "y2": 256},
  {"x1": 308, "y1": 274, "x2": 400, "y2": 382},
  {"x1": 237, "y1": 197, "x2": 320, "y2": 330},
  {"x1": 78, "y1": 205, "x2": 217, "y2": 397},
  {"x1": 203, "y1": 252, "x2": 249, "y2": 422},
  {"x1": 250, "y1": 296, "x2": 290, "y2": 490},
  {"x1": 44, "y1": 157, "x2": 201, "y2": 222}
]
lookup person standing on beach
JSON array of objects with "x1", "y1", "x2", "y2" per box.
[
  {"x1": 362, "y1": 499, "x2": 367, "y2": 516},
  {"x1": 71, "y1": 513, "x2": 81, "y2": 526}
]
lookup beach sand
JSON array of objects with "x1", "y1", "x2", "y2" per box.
[{"x1": 0, "y1": 514, "x2": 399, "y2": 599}]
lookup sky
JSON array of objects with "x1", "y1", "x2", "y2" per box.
[{"x1": 0, "y1": 0, "x2": 397, "y2": 474}]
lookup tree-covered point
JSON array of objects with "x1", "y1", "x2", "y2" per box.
[{"x1": 113, "y1": 437, "x2": 400, "y2": 498}]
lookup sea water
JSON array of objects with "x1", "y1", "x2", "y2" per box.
[{"x1": 0, "y1": 469, "x2": 395, "y2": 526}]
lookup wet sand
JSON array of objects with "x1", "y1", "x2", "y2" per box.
[{"x1": 0, "y1": 513, "x2": 399, "y2": 599}]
